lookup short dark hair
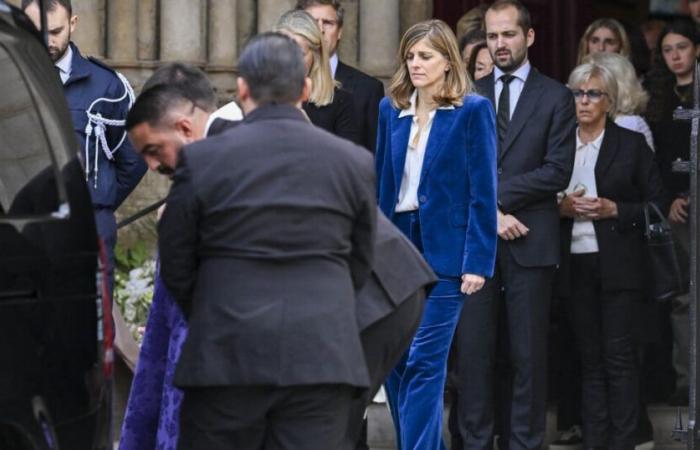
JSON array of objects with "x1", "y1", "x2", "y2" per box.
[
  {"x1": 487, "y1": 0, "x2": 531, "y2": 35},
  {"x1": 459, "y1": 29, "x2": 485, "y2": 54},
  {"x1": 237, "y1": 32, "x2": 306, "y2": 106},
  {"x1": 125, "y1": 84, "x2": 194, "y2": 131},
  {"x1": 295, "y1": 0, "x2": 344, "y2": 26},
  {"x1": 142, "y1": 63, "x2": 217, "y2": 112},
  {"x1": 21, "y1": 0, "x2": 72, "y2": 15}
]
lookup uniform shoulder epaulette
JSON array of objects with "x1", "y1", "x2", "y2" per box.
[{"x1": 87, "y1": 56, "x2": 117, "y2": 75}]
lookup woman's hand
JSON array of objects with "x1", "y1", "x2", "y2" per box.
[
  {"x1": 461, "y1": 273, "x2": 485, "y2": 295},
  {"x1": 559, "y1": 190, "x2": 584, "y2": 218},
  {"x1": 669, "y1": 197, "x2": 689, "y2": 224},
  {"x1": 572, "y1": 197, "x2": 618, "y2": 220}
]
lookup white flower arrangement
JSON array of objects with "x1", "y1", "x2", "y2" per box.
[{"x1": 115, "y1": 259, "x2": 156, "y2": 343}]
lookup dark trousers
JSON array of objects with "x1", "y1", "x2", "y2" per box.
[
  {"x1": 348, "y1": 290, "x2": 425, "y2": 444},
  {"x1": 94, "y1": 208, "x2": 116, "y2": 295},
  {"x1": 566, "y1": 253, "x2": 639, "y2": 450},
  {"x1": 178, "y1": 384, "x2": 356, "y2": 450},
  {"x1": 454, "y1": 242, "x2": 554, "y2": 450}
]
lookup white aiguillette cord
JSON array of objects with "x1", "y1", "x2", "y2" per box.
[{"x1": 83, "y1": 72, "x2": 135, "y2": 188}]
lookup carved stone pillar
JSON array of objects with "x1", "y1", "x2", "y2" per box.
[
  {"x1": 359, "y1": 0, "x2": 400, "y2": 77},
  {"x1": 209, "y1": 0, "x2": 239, "y2": 65},
  {"x1": 257, "y1": 0, "x2": 296, "y2": 33},
  {"x1": 160, "y1": 0, "x2": 205, "y2": 62},
  {"x1": 107, "y1": 0, "x2": 137, "y2": 62},
  {"x1": 400, "y1": 0, "x2": 433, "y2": 38},
  {"x1": 337, "y1": 0, "x2": 358, "y2": 67},
  {"x1": 137, "y1": 0, "x2": 157, "y2": 61},
  {"x1": 236, "y1": 0, "x2": 257, "y2": 54},
  {"x1": 72, "y1": 0, "x2": 106, "y2": 58}
]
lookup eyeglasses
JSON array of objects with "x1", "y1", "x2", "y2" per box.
[{"x1": 571, "y1": 89, "x2": 608, "y2": 103}]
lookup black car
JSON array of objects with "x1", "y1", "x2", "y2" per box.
[{"x1": 0, "y1": 2, "x2": 113, "y2": 449}]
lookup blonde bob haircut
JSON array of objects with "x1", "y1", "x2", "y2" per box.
[
  {"x1": 389, "y1": 20, "x2": 473, "y2": 110},
  {"x1": 583, "y1": 52, "x2": 648, "y2": 116},
  {"x1": 274, "y1": 10, "x2": 336, "y2": 107},
  {"x1": 568, "y1": 61, "x2": 618, "y2": 119},
  {"x1": 576, "y1": 18, "x2": 631, "y2": 65}
]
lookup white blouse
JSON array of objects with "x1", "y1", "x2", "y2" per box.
[{"x1": 395, "y1": 91, "x2": 454, "y2": 212}]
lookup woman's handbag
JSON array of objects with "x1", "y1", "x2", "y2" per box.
[{"x1": 644, "y1": 202, "x2": 689, "y2": 301}]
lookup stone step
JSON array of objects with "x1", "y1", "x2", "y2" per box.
[{"x1": 367, "y1": 403, "x2": 688, "y2": 450}]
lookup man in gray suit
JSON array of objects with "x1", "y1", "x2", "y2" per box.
[{"x1": 157, "y1": 33, "x2": 376, "y2": 450}]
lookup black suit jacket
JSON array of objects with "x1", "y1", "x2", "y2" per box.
[
  {"x1": 303, "y1": 87, "x2": 361, "y2": 145},
  {"x1": 159, "y1": 104, "x2": 376, "y2": 388},
  {"x1": 356, "y1": 211, "x2": 436, "y2": 330},
  {"x1": 476, "y1": 69, "x2": 576, "y2": 267},
  {"x1": 556, "y1": 121, "x2": 666, "y2": 296},
  {"x1": 206, "y1": 117, "x2": 238, "y2": 136},
  {"x1": 335, "y1": 61, "x2": 385, "y2": 152}
]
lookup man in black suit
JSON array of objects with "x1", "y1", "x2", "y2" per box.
[
  {"x1": 153, "y1": 33, "x2": 375, "y2": 450},
  {"x1": 297, "y1": 0, "x2": 385, "y2": 151},
  {"x1": 452, "y1": 1, "x2": 576, "y2": 449}
]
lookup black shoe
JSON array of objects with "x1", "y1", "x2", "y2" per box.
[
  {"x1": 668, "y1": 386, "x2": 690, "y2": 406},
  {"x1": 549, "y1": 426, "x2": 584, "y2": 450}
]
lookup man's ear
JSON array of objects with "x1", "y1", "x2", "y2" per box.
[
  {"x1": 69, "y1": 15, "x2": 78, "y2": 34},
  {"x1": 300, "y1": 77, "x2": 312, "y2": 104},
  {"x1": 526, "y1": 28, "x2": 535, "y2": 48},
  {"x1": 174, "y1": 116, "x2": 195, "y2": 141},
  {"x1": 236, "y1": 77, "x2": 249, "y2": 103}
]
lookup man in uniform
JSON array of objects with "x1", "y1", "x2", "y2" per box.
[{"x1": 23, "y1": 0, "x2": 147, "y2": 291}]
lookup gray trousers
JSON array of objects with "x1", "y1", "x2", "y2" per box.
[{"x1": 671, "y1": 221, "x2": 690, "y2": 389}]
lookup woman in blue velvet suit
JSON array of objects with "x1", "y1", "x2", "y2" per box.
[{"x1": 376, "y1": 19, "x2": 498, "y2": 450}]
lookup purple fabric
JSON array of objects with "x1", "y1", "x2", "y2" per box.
[{"x1": 119, "y1": 263, "x2": 188, "y2": 450}]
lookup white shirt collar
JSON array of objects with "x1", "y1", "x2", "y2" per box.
[
  {"x1": 55, "y1": 44, "x2": 73, "y2": 79},
  {"x1": 330, "y1": 53, "x2": 339, "y2": 78},
  {"x1": 576, "y1": 127, "x2": 605, "y2": 151},
  {"x1": 493, "y1": 60, "x2": 531, "y2": 84},
  {"x1": 398, "y1": 90, "x2": 455, "y2": 118}
]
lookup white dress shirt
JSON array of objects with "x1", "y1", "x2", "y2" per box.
[
  {"x1": 54, "y1": 45, "x2": 73, "y2": 84},
  {"x1": 395, "y1": 91, "x2": 454, "y2": 212},
  {"x1": 568, "y1": 128, "x2": 605, "y2": 254},
  {"x1": 330, "y1": 53, "x2": 339, "y2": 78},
  {"x1": 493, "y1": 61, "x2": 531, "y2": 120}
]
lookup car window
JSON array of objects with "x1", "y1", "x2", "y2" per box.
[{"x1": 0, "y1": 42, "x2": 64, "y2": 217}]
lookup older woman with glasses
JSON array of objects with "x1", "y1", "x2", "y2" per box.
[{"x1": 557, "y1": 61, "x2": 665, "y2": 450}]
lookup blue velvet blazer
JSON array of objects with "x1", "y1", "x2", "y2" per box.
[{"x1": 375, "y1": 94, "x2": 498, "y2": 278}]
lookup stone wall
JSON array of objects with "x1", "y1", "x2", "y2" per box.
[{"x1": 8, "y1": 0, "x2": 432, "y2": 246}]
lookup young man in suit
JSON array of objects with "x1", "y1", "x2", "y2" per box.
[
  {"x1": 297, "y1": 0, "x2": 385, "y2": 151},
  {"x1": 155, "y1": 33, "x2": 377, "y2": 450},
  {"x1": 452, "y1": 1, "x2": 577, "y2": 449}
]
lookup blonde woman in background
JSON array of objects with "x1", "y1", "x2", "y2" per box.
[
  {"x1": 584, "y1": 52, "x2": 654, "y2": 150},
  {"x1": 577, "y1": 18, "x2": 631, "y2": 64},
  {"x1": 274, "y1": 10, "x2": 360, "y2": 144}
]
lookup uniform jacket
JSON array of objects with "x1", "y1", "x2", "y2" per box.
[
  {"x1": 375, "y1": 94, "x2": 498, "y2": 278},
  {"x1": 335, "y1": 61, "x2": 385, "y2": 152},
  {"x1": 159, "y1": 104, "x2": 376, "y2": 388},
  {"x1": 64, "y1": 43, "x2": 146, "y2": 209},
  {"x1": 556, "y1": 121, "x2": 666, "y2": 296},
  {"x1": 476, "y1": 69, "x2": 576, "y2": 268}
]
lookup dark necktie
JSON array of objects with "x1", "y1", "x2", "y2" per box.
[{"x1": 497, "y1": 74, "x2": 515, "y2": 144}]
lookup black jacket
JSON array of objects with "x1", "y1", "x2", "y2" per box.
[
  {"x1": 159, "y1": 104, "x2": 376, "y2": 388},
  {"x1": 476, "y1": 69, "x2": 576, "y2": 267},
  {"x1": 556, "y1": 121, "x2": 666, "y2": 296},
  {"x1": 303, "y1": 87, "x2": 361, "y2": 145},
  {"x1": 335, "y1": 61, "x2": 385, "y2": 152}
]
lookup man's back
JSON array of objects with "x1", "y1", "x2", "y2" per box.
[{"x1": 159, "y1": 104, "x2": 376, "y2": 389}]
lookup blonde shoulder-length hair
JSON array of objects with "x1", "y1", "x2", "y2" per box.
[
  {"x1": 389, "y1": 19, "x2": 473, "y2": 110},
  {"x1": 576, "y1": 18, "x2": 631, "y2": 65},
  {"x1": 274, "y1": 10, "x2": 336, "y2": 106},
  {"x1": 583, "y1": 52, "x2": 648, "y2": 116}
]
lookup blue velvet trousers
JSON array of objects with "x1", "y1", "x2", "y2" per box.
[{"x1": 386, "y1": 211, "x2": 465, "y2": 450}]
